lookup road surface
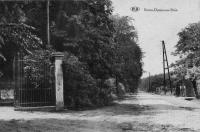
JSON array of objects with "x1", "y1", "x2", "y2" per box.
[{"x1": 0, "y1": 92, "x2": 200, "y2": 132}]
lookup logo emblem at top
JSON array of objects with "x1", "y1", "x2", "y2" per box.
[{"x1": 131, "y1": 6, "x2": 140, "y2": 12}]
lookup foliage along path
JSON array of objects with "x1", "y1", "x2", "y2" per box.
[{"x1": 1, "y1": 92, "x2": 200, "y2": 132}]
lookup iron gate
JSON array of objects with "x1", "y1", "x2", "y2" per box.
[{"x1": 13, "y1": 52, "x2": 55, "y2": 107}]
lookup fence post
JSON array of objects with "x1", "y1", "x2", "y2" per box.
[{"x1": 52, "y1": 52, "x2": 64, "y2": 110}]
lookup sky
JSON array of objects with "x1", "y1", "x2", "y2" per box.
[{"x1": 112, "y1": 0, "x2": 200, "y2": 78}]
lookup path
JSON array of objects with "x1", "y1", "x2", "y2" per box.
[{"x1": 0, "y1": 92, "x2": 200, "y2": 132}]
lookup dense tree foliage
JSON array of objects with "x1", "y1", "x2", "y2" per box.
[
  {"x1": 0, "y1": 2, "x2": 43, "y2": 79},
  {"x1": 111, "y1": 15, "x2": 143, "y2": 92},
  {"x1": 172, "y1": 22, "x2": 200, "y2": 76},
  {"x1": 0, "y1": 0, "x2": 143, "y2": 108},
  {"x1": 0, "y1": 24, "x2": 42, "y2": 79},
  {"x1": 50, "y1": 0, "x2": 116, "y2": 80}
]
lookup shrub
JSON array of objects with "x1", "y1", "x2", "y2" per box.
[{"x1": 63, "y1": 52, "x2": 113, "y2": 109}]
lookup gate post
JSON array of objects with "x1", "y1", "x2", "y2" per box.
[{"x1": 52, "y1": 52, "x2": 64, "y2": 110}]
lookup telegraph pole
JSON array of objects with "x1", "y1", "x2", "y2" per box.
[{"x1": 162, "y1": 41, "x2": 172, "y2": 94}]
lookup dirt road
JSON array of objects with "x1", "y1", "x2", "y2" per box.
[{"x1": 0, "y1": 92, "x2": 200, "y2": 132}]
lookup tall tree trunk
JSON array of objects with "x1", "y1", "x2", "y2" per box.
[{"x1": 46, "y1": 0, "x2": 50, "y2": 48}]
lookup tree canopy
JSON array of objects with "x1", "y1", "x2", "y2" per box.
[{"x1": 172, "y1": 22, "x2": 200, "y2": 79}]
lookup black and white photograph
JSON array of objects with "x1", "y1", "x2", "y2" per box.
[{"x1": 0, "y1": 0, "x2": 200, "y2": 131}]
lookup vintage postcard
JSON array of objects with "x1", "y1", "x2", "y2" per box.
[{"x1": 0, "y1": 0, "x2": 200, "y2": 131}]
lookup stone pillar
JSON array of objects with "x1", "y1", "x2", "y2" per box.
[{"x1": 52, "y1": 52, "x2": 64, "y2": 110}]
